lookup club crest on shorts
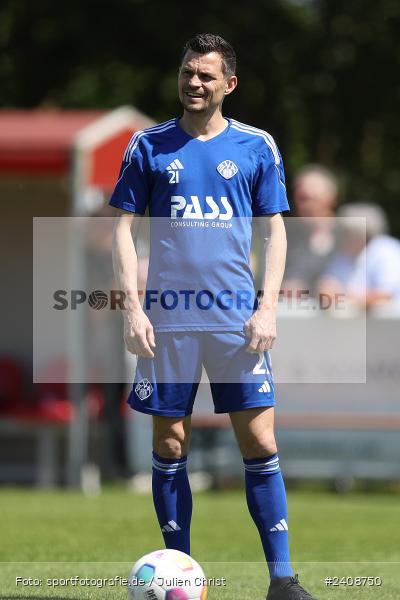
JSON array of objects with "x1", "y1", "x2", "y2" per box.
[
  {"x1": 217, "y1": 160, "x2": 238, "y2": 180},
  {"x1": 135, "y1": 378, "x2": 153, "y2": 400}
]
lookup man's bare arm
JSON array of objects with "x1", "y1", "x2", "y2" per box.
[
  {"x1": 112, "y1": 211, "x2": 155, "y2": 357},
  {"x1": 245, "y1": 213, "x2": 287, "y2": 352}
]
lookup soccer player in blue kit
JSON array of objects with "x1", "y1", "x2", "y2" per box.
[{"x1": 111, "y1": 34, "x2": 317, "y2": 600}]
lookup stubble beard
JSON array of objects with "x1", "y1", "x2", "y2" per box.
[
  {"x1": 180, "y1": 96, "x2": 208, "y2": 114},
  {"x1": 183, "y1": 104, "x2": 207, "y2": 113}
]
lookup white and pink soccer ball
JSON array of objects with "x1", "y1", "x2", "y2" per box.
[{"x1": 128, "y1": 549, "x2": 208, "y2": 600}]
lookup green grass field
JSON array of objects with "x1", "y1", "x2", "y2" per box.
[{"x1": 0, "y1": 487, "x2": 399, "y2": 599}]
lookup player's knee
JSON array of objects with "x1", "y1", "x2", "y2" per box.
[
  {"x1": 154, "y1": 438, "x2": 185, "y2": 459},
  {"x1": 241, "y1": 432, "x2": 277, "y2": 459},
  {"x1": 153, "y1": 426, "x2": 189, "y2": 459}
]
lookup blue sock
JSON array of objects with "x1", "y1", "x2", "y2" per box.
[
  {"x1": 244, "y1": 454, "x2": 292, "y2": 579},
  {"x1": 152, "y1": 452, "x2": 192, "y2": 555}
]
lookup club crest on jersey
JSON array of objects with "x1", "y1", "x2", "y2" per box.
[
  {"x1": 217, "y1": 160, "x2": 238, "y2": 180},
  {"x1": 135, "y1": 378, "x2": 153, "y2": 401}
]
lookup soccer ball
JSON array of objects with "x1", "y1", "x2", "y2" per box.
[{"x1": 128, "y1": 549, "x2": 208, "y2": 599}]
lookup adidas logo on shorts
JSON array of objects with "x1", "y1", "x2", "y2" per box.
[{"x1": 258, "y1": 380, "x2": 271, "y2": 393}]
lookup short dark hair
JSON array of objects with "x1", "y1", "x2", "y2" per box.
[{"x1": 182, "y1": 33, "x2": 236, "y2": 76}]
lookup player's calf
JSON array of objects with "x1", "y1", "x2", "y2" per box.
[{"x1": 152, "y1": 452, "x2": 192, "y2": 555}]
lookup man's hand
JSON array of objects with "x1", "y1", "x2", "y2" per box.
[
  {"x1": 124, "y1": 308, "x2": 156, "y2": 358},
  {"x1": 244, "y1": 308, "x2": 277, "y2": 353}
]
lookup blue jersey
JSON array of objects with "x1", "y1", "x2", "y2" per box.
[{"x1": 109, "y1": 117, "x2": 289, "y2": 331}]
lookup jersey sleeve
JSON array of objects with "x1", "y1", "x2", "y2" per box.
[
  {"x1": 109, "y1": 140, "x2": 150, "y2": 214},
  {"x1": 252, "y1": 143, "x2": 290, "y2": 216}
]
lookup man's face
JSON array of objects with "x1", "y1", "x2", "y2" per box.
[
  {"x1": 178, "y1": 50, "x2": 236, "y2": 114},
  {"x1": 293, "y1": 173, "x2": 337, "y2": 218}
]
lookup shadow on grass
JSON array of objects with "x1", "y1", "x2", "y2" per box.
[{"x1": 0, "y1": 597, "x2": 81, "y2": 600}]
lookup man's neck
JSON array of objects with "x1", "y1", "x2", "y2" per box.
[{"x1": 179, "y1": 110, "x2": 228, "y2": 141}]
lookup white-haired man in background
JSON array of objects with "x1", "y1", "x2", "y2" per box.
[{"x1": 317, "y1": 203, "x2": 400, "y2": 309}]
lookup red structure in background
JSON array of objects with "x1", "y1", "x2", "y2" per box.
[
  {"x1": 0, "y1": 107, "x2": 154, "y2": 425},
  {"x1": 0, "y1": 107, "x2": 152, "y2": 188},
  {"x1": 0, "y1": 111, "x2": 102, "y2": 174}
]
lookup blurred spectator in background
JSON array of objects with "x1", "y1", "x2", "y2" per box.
[
  {"x1": 283, "y1": 164, "x2": 339, "y2": 297},
  {"x1": 317, "y1": 203, "x2": 400, "y2": 309}
]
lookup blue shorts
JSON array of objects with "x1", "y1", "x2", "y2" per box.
[{"x1": 128, "y1": 331, "x2": 275, "y2": 417}]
